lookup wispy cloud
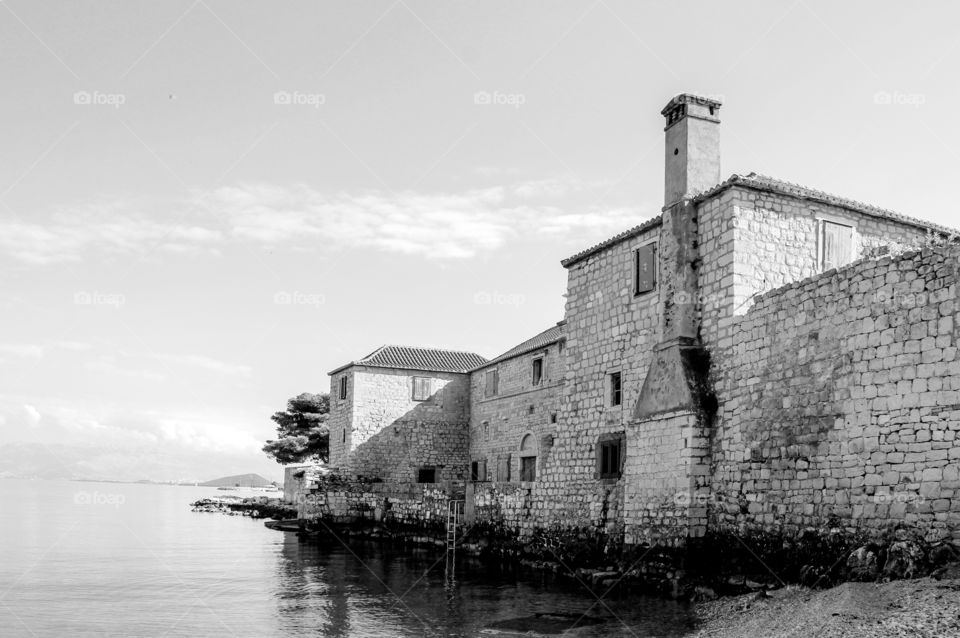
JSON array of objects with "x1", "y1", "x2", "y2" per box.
[
  {"x1": 0, "y1": 178, "x2": 648, "y2": 264},
  {"x1": 147, "y1": 353, "x2": 253, "y2": 378}
]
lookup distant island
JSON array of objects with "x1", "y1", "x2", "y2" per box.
[{"x1": 199, "y1": 473, "x2": 275, "y2": 488}]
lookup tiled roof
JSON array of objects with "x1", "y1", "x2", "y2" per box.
[
  {"x1": 695, "y1": 173, "x2": 959, "y2": 236},
  {"x1": 560, "y1": 216, "x2": 663, "y2": 268},
  {"x1": 472, "y1": 323, "x2": 565, "y2": 371},
  {"x1": 561, "y1": 172, "x2": 957, "y2": 270},
  {"x1": 328, "y1": 345, "x2": 487, "y2": 375}
]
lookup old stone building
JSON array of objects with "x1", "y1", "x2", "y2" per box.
[{"x1": 320, "y1": 94, "x2": 960, "y2": 549}]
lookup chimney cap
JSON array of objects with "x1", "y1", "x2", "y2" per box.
[{"x1": 661, "y1": 93, "x2": 723, "y2": 115}]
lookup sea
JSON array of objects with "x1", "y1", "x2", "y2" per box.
[{"x1": 0, "y1": 479, "x2": 696, "y2": 637}]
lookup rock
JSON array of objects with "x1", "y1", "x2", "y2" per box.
[
  {"x1": 846, "y1": 545, "x2": 880, "y2": 581},
  {"x1": 883, "y1": 541, "x2": 927, "y2": 580},
  {"x1": 931, "y1": 562, "x2": 960, "y2": 581},
  {"x1": 691, "y1": 585, "x2": 718, "y2": 601}
]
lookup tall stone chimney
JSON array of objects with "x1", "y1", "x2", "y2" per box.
[
  {"x1": 662, "y1": 94, "x2": 721, "y2": 207},
  {"x1": 634, "y1": 94, "x2": 720, "y2": 419}
]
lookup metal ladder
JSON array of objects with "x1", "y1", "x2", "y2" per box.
[{"x1": 445, "y1": 499, "x2": 464, "y2": 554}]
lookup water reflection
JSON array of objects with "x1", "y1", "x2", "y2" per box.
[{"x1": 275, "y1": 534, "x2": 696, "y2": 637}]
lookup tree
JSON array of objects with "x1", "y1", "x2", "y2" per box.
[{"x1": 262, "y1": 392, "x2": 330, "y2": 464}]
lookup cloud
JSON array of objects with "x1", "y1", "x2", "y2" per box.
[
  {"x1": 147, "y1": 353, "x2": 252, "y2": 378},
  {"x1": 0, "y1": 179, "x2": 648, "y2": 264},
  {"x1": 23, "y1": 404, "x2": 41, "y2": 426},
  {"x1": 0, "y1": 344, "x2": 44, "y2": 359}
]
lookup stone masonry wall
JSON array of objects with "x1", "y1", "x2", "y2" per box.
[
  {"x1": 469, "y1": 339, "x2": 565, "y2": 482},
  {"x1": 623, "y1": 410, "x2": 711, "y2": 546},
  {"x1": 529, "y1": 223, "x2": 662, "y2": 531},
  {"x1": 329, "y1": 366, "x2": 471, "y2": 480},
  {"x1": 709, "y1": 246, "x2": 960, "y2": 541}
]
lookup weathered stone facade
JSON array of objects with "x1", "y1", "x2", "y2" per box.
[{"x1": 316, "y1": 93, "x2": 960, "y2": 555}]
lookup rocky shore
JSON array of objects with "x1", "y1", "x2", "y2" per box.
[
  {"x1": 190, "y1": 496, "x2": 297, "y2": 520},
  {"x1": 693, "y1": 569, "x2": 960, "y2": 637}
]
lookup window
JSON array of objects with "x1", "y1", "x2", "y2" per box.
[
  {"x1": 338, "y1": 376, "x2": 348, "y2": 400},
  {"x1": 485, "y1": 369, "x2": 499, "y2": 397},
  {"x1": 519, "y1": 433, "x2": 537, "y2": 482},
  {"x1": 609, "y1": 372, "x2": 622, "y2": 407},
  {"x1": 417, "y1": 467, "x2": 436, "y2": 483},
  {"x1": 520, "y1": 457, "x2": 537, "y2": 482},
  {"x1": 342, "y1": 429, "x2": 346, "y2": 443},
  {"x1": 550, "y1": 413, "x2": 558, "y2": 424},
  {"x1": 532, "y1": 357, "x2": 544, "y2": 386},
  {"x1": 497, "y1": 454, "x2": 511, "y2": 482},
  {"x1": 412, "y1": 376, "x2": 431, "y2": 401},
  {"x1": 820, "y1": 220, "x2": 854, "y2": 271},
  {"x1": 634, "y1": 243, "x2": 658, "y2": 295},
  {"x1": 597, "y1": 433, "x2": 624, "y2": 479},
  {"x1": 471, "y1": 459, "x2": 487, "y2": 481}
]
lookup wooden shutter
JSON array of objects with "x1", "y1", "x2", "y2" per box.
[
  {"x1": 822, "y1": 221, "x2": 853, "y2": 271},
  {"x1": 498, "y1": 454, "x2": 511, "y2": 482},
  {"x1": 635, "y1": 244, "x2": 657, "y2": 294}
]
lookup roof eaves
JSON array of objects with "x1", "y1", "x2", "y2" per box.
[{"x1": 561, "y1": 215, "x2": 663, "y2": 268}]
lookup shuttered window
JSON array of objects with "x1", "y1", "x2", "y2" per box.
[
  {"x1": 497, "y1": 454, "x2": 511, "y2": 482},
  {"x1": 532, "y1": 357, "x2": 543, "y2": 386},
  {"x1": 597, "y1": 433, "x2": 624, "y2": 479},
  {"x1": 520, "y1": 457, "x2": 536, "y2": 482},
  {"x1": 485, "y1": 369, "x2": 499, "y2": 397},
  {"x1": 634, "y1": 243, "x2": 658, "y2": 295},
  {"x1": 820, "y1": 221, "x2": 854, "y2": 271},
  {"x1": 470, "y1": 459, "x2": 487, "y2": 481},
  {"x1": 412, "y1": 376, "x2": 431, "y2": 401},
  {"x1": 338, "y1": 376, "x2": 347, "y2": 400}
]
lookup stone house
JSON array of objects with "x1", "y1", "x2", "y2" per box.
[{"x1": 324, "y1": 94, "x2": 960, "y2": 548}]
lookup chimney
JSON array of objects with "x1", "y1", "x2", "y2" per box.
[
  {"x1": 633, "y1": 94, "x2": 720, "y2": 421},
  {"x1": 662, "y1": 94, "x2": 721, "y2": 207}
]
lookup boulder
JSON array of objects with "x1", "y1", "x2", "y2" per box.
[
  {"x1": 883, "y1": 541, "x2": 927, "y2": 579},
  {"x1": 845, "y1": 545, "x2": 880, "y2": 581}
]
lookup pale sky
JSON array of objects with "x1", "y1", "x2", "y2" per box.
[{"x1": 1, "y1": 1, "x2": 958, "y2": 482}]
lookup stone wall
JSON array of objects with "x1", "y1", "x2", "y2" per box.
[
  {"x1": 298, "y1": 475, "x2": 458, "y2": 528},
  {"x1": 709, "y1": 246, "x2": 960, "y2": 541},
  {"x1": 328, "y1": 365, "x2": 471, "y2": 481},
  {"x1": 469, "y1": 339, "x2": 565, "y2": 482},
  {"x1": 527, "y1": 222, "x2": 661, "y2": 530}
]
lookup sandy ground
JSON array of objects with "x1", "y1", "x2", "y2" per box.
[{"x1": 692, "y1": 577, "x2": 960, "y2": 638}]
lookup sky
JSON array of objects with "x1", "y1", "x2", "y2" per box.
[{"x1": 1, "y1": 1, "x2": 958, "y2": 483}]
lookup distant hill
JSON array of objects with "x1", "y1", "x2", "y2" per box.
[{"x1": 200, "y1": 473, "x2": 274, "y2": 488}]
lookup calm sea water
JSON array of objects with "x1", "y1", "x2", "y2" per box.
[{"x1": 0, "y1": 479, "x2": 695, "y2": 637}]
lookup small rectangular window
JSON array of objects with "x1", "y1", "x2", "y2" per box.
[
  {"x1": 820, "y1": 220, "x2": 854, "y2": 271},
  {"x1": 634, "y1": 243, "x2": 657, "y2": 295},
  {"x1": 520, "y1": 457, "x2": 536, "y2": 482},
  {"x1": 532, "y1": 357, "x2": 543, "y2": 386},
  {"x1": 342, "y1": 429, "x2": 346, "y2": 443},
  {"x1": 338, "y1": 376, "x2": 348, "y2": 400},
  {"x1": 417, "y1": 467, "x2": 436, "y2": 483},
  {"x1": 497, "y1": 454, "x2": 511, "y2": 482},
  {"x1": 597, "y1": 433, "x2": 624, "y2": 479},
  {"x1": 609, "y1": 372, "x2": 622, "y2": 407},
  {"x1": 412, "y1": 376, "x2": 431, "y2": 401},
  {"x1": 485, "y1": 369, "x2": 499, "y2": 397},
  {"x1": 470, "y1": 460, "x2": 487, "y2": 481}
]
